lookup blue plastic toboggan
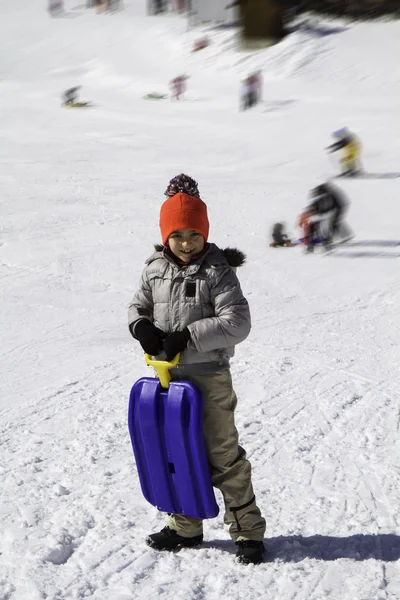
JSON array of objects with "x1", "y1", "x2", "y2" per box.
[{"x1": 128, "y1": 354, "x2": 219, "y2": 520}]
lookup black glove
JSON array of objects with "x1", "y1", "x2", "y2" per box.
[
  {"x1": 134, "y1": 319, "x2": 166, "y2": 356},
  {"x1": 163, "y1": 328, "x2": 190, "y2": 362}
]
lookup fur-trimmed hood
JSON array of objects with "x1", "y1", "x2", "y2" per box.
[{"x1": 153, "y1": 244, "x2": 246, "y2": 268}]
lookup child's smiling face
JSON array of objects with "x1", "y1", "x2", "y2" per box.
[{"x1": 168, "y1": 229, "x2": 205, "y2": 262}]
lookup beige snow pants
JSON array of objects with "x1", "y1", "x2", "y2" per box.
[
  {"x1": 167, "y1": 370, "x2": 266, "y2": 541},
  {"x1": 95, "y1": 0, "x2": 106, "y2": 13}
]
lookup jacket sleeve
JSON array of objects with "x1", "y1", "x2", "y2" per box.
[
  {"x1": 128, "y1": 268, "x2": 154, "y2": 337},
  {"x1": 187, "y1": 268, "x2": 251, "y2": 353},
  {"x1": 327, "y1": 140, "x2": 347, "y2": 153}
]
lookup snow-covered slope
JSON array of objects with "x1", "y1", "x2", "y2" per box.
[{"x1": 1, "y1": 2, "x2": 400, "y2": 598}]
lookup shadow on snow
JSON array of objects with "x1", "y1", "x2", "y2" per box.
[
  {"x1": 356, "y1": 172, "x2": 400, "y2": 180},
  {"x1": 287, "y1": 20, "x2": 348, "y2": 37},
  {"x1": 203, "y1": 534, "x2": 400, "y2": 562},
  {"x1": 267, "y1": 533, "x2": 400, "y2": 562},
  {"x1": 331, "y1": 239, "x2": 400, "y2": 258},
  {"x1": 345, "y1": 240, "x2": 400, "y2": 247},
  {"x1": 333, "y1": 172, "x2": 400, "y2": 180}
]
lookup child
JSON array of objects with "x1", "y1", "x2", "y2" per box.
[
  {"x1": 326, "y1": 128, "x2": 362, "y2": 177},
  {"x1": 128, "y1": 174, "x2": 266, "y2": 565},
  {"x1": 270, "y1": 222, "x2": 292, "y2": 247},
  {"x1": 297, "y1": 207, "x2": 325, "y2": 253}
]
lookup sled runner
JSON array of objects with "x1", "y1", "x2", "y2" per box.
[
  {"x1": 269, "y1": 237, "x2": 325, "y2": 248},
  {"x1": 128, "y1": 354, "x2": 219, "y2": 520},
  {"x1": 64, "y1": 101, "x2": 93, "y2": 108},
  {"x1": 143, "y1": 92, "x2": 168, "y2": 100}
]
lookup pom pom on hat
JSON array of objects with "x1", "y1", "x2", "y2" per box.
[
  {"x1": 164, "y1": 173, "x2": 200, "y2": 198},
  {"x1": 159, "y1": 192, "x2": 209, "y2": 245}
]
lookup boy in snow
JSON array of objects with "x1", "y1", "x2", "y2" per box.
[{"x1": 128, "y1": 174, "x2": 266, "y2": 565}]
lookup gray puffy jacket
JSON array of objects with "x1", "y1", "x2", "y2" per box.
[{"x1": 128, "y1": 243, "x2": 251, "y2": 376}]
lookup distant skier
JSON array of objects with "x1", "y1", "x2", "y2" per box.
[
  {"x1": 240, "y1": 77, "x2": 252, "y2": 110},
  {"x1": 170, "y1": 75, "x2": 188, "y2": 100},
  {"x1": 251, "y1": 70, "x2": 262, "y2": 104},
  {"x1": 48, "y1": 0, "x2": 63, "y2": 15},
  {"x1": 326, "y1": 128, "x2": 362, "y2": 177},
  {"x1": 61, "y1": 86, "x2": 91, "y2": 108},
  {"x1": 240, "y1": 72, "x2": 262, "y2": 111}
]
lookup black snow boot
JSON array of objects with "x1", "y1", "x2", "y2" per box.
[
  {"x1": 323, "y1": 236, "x2": 333, "y2": 251},
  {"x1": 146, "y1": 526, "x2": 203, "y2": 551},
  {"x1": 235, "y1": 540, "x2": 265, "y2": 565}
]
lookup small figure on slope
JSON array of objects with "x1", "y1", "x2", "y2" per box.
[
  {"x1": 48, "y1": 0, "x2": 64, "y2": 16},
  {"x1": 62, "y1": 86, "x2": 92, "y2": 108},
  {"x1": 170, "y1": 75, "x2": 188, "y2": 100},
  {"x1": 269, "y1": 223, "x2": 292, "y2": 247},
  {"x1": 240, "y1": 72, "x2": 262, "y2": 111},
  {"x1": 326, "y1": 128, "x2": 362, "y2": 177},
  {"x1": 239, "y1": 76, "x2": 252, "y2": 111},
  {"x1": 62, "y1": 86, "x2": 80, "y2": 106}
]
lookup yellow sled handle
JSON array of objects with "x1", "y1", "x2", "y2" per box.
[{"x1": 144, "y1": 353, "x2": 180, "y2": 389}]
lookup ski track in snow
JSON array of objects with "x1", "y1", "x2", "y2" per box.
[{"x1": 1, "y1": 1, "x2": 400, "y2": 599}]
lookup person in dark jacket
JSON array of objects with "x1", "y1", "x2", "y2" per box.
[
  {"x1": 128, "y1": 174, "x2": 266, "y2": 565},
  {"x1": 308, "y1": 182, "x2": 352, "y2": 247}
]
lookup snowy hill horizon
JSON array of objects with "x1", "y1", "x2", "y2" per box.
[{"x1": 1, "y1": 1, "x2": 400, "y2": 598}]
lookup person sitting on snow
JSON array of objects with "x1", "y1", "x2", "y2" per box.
[
  {"x1": 62, "y1": 86, "x2": 80, "y2": 106},
  {"x1": 269, "y1": 223, "x2": 292, "y2": 247},
  {"x1": 326, "y1": 128, "x2": 362, "y2": 177}
]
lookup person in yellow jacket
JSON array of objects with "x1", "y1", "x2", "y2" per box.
[{"x1": 327, "y1": 128, "x2": 362, "y2": 177}]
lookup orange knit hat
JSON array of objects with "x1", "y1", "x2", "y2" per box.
[{"x1": 159, "y1": 192, "x2": 209, "y2": 245}]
